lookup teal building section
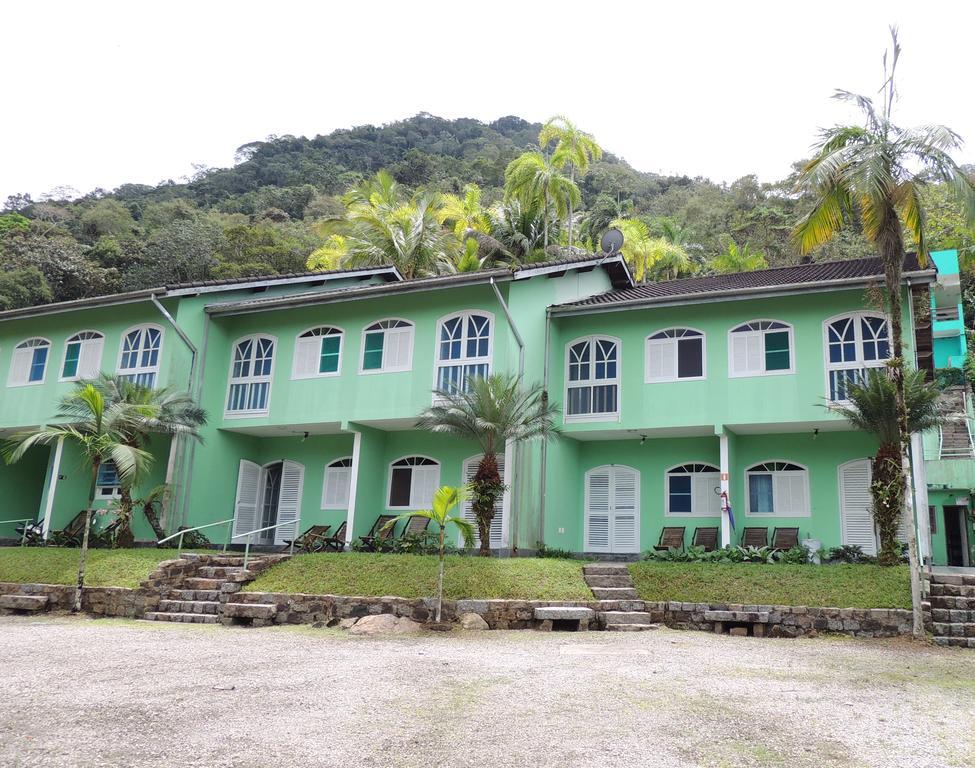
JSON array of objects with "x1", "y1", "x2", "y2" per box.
[{"x1": 929, "y1": 249, "x2": 967, "y2": 369}]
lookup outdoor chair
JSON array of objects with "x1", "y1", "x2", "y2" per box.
[
  {"x1": 741, "y1": 527, "x2": 769, "y2": 548},
  {"x1": 402, "y1": 515, "x2": 430, "y2": 537},
  {"x1": 282, "y1": 524, "x2": 331, "y2": 553},
  {"x1": 771, "y1": 527, "x2": 800, "y2": 551},
  {"x1": 358, "y1": 515, "x2": 398, "y2": 551},
  {"x1": 48, "y1": 510, "x2": 93, "y2": 547},
  {"x1": 691, "y1": 526, "x2": 719, "y2": 552},
  {"x1": 320, "y1": 521, "x2": 347, "y2": 552},
  {"x1": 654, "y1": 526, "x2": 686, "y2": 551},
  {"x1": 13, "y1": 518, "x2": 45, "y2": 546}
]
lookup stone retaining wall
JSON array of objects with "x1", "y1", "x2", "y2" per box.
[{"x1": 0, "y1": 583, "x2": 158, "y2": 618}]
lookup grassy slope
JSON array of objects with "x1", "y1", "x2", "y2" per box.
[
  {"x1": 245, "y1": 553, "x2": 592, "y2": 601},
  {"x1": 629, "y1": 562, "x2": 912, "y2": 609},
  {"x1": 0, "y1": 548, "x2": 179, "y2": 589}
]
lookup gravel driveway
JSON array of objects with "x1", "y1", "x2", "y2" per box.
[{"x1": 0, "y1": 615, "x2": 972, "y2": 768}]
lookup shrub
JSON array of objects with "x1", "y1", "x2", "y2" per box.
[
  {"x1": 535, "y1": 541, "x2": 576, "y2": 559},
  {"x1": 935, "y1": 367, "x2": 966, "y2": 389},
  {"x1": 826, "y1": 545, "x2": 876, "y2": 564}
]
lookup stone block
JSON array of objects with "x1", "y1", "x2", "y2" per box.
[
  {"x1": 0, "y1": 594, "x2": 49, "y2": 611},
  {"x1": 223, "y1": 603, "x2": 277, "y2": 620},
  {"x1": 533, "y1": 606, "x2": 594, "y2": 621}
]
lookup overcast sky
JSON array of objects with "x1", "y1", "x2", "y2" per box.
[{"x1": 2, "y1": 1, "x2": 973, "y2": 202}]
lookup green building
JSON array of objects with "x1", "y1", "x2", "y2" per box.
[{"x1": 0, "y1": 252, "x2": 970, "y2": 566}]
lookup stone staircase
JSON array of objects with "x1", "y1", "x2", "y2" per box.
[
  {"x1": 926, "y1": 571, "x2": 975, "y2": 648},
  {"x1": 937, "y1": 386, "x2": 974, "y2": 459},
  {"x1": 583, "y1": 563, "x2": 657, "y2": 631},
  {"x1": 142, "y1": 553, "x2": 285, "y2": 625}
]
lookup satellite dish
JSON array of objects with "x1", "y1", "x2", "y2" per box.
[{"x1": 600, "y1": 227, "x2": 624, "y2": 255}]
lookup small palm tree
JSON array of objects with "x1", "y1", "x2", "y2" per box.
[
  {"x1": 440, "y1": 184, "x2": 491, "y2": 237},
  {"x1": 829, "y1": 368, "x2": 942, "y2": 565},
  {"x1": 539, "y1": 116, "x2": 603, "y2": 246},
  {"x1": 712, "y1": 239, "x2": 768, "y2": 274},
  {"x1": 611, "y1": 218, "x2": 693, "y2": 282},
  {"x1": 2, "y1": 384, "x2": 151, "y2": 611},
  {"x1": 417, "y1": 375, "x2": 560, "y2": 556},
  {"x1": 504, "y1": 151, "x2": 580, "y2": 249},
  {"x1": 383, "y1": 485, "x2": 474, "y2": 623}
]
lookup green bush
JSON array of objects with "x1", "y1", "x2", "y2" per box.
[{"x1": 935, "y1": 367, "x2": 967, "y2": 389}]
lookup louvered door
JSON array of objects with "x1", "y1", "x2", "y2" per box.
[
  {"x1": 273, "y1": 460, "x2": 305, "y2": 545},
  {"x1": 585, "y1": 465, "x2": 640, "y2": 553},
  {"x1": 232, "y1": 460, "x2": 262, "y2": 538},
  {"x1": 460, "y1": 454, "x2": 505, "y2": 549},
  {"x1": 839, "y1": 459, "x2": 877, "y2": 555}
]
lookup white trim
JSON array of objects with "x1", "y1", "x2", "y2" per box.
[
  {"x1": 291, "y1": 325, "x2": 344, "y2": 380},
  {"x1": 345, "y1": 432, "x2": 362, "y2": 548},
  {"x1": 224, "y1": 333, "x2": 277, "y2": 418},
  {"x1": 910, "y1": 432, "x2": 931, "y2": 562},
  {"x1": 564, "y1": 335, "x2": 621, "y2": 424},
  {"x1": 58, "y1": 330, "x2": 105, "y2": 382},
  {"x1": 744, "y1": 459, "x2": 810, "y2": 518},
  {"x1": 358, "y1": 318, "x2": 415, "y2": 375},
  {"x1": 41, "y1": 437, "x2": 65, "y2": 538},
  {"x1": 432, "y1": 309, "x2": 494, "y2": 397},
  {"x1": 115, "y1": 323, "x2": 165, "y2": 386},
  {"x1": 583, "y1": 463, "x2": 641, "y2": 554},
  {"x1": 663, "y1": 462, "x2": 722, "y2": 518},
  {"x1": 822, "y1": 311, "x2": 890, "y2": 403},
  {"x1": 321, "y1": 456, "x2": 353, "y2": 510},
  {"x1": 385, "y1": 454, "x2": 441, "y2": 510},
  {"x1": 7, "y1": 337, "x2": 52, "y2": 387},
  {"x1": 719, "y1": 433, "x2": 731, "y2": 547},
  {"x1": 727, "y1": 319, "x2": 795, "y2": 378},
  {"x1": 645, "y1": 327, "x2": 707, "y2": 383}
]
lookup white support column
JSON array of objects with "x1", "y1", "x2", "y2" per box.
[
  {"x1": 41, "y1": 438, "x2": 65, "y2": 539},
  {"x1": 910, "y1": 432, "x2": 931, "y2": 563},
  {"x1": 344, "y1": 430, "x2": 362, "y2": 549},
  {"x1": 719, "y1": 432, "x2": 731, "y2": 548}
]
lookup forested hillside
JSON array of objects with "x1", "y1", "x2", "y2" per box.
[{"x1": 1, "y1": 113, "x2": 972, "y2": 312}]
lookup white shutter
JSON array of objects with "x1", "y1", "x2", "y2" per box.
[
  {"x1": 410, "y1": 465, "x2": 440, "y2": 509},
  {"x1": 78, "y1": 338, "x2": 104, "y2": 379},
  {"x1": 646, "y1": 338, "x2": 676, "y2": 382},
  {"x1": 585, "y1": 469, "x2": 611, "y2": 551},
  {"x1": 385, "y1": 327, "x2": 413, "y2": 370},
  {"x1": 731, "y1": 332, "x2": 762, "y2": 375},
  {"x1": 840, "y1": 460, "x2": 877, "y2": 555},
  {"x1": 292, "y1": 336, "x2": 320, "y2": 378},
  {"x1": 774, "y1": 472, "x2": 809, "y2": 516},
  {"x1": 612, "y1": 467, "x2": 640, "y2": 553},
  {"x1": 273, "y1": 460, "x2": 304, "y2": 545},
  {"x1": 322, "y1": 466, "x2": 351, "y2": 509},
  {"x1": 693, "y1": 474, "x2": 721, "y2": 516},
  {"x1": 232, "y1": 460, "x2": 262, "y2": 537},
  {"x1": 8, "y1": 347, "x2": 33, "y2": 386},
  {"x1": 460, "y1": 454, "x2": 505, "y2": 548}
]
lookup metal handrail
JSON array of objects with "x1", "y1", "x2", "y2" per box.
[
  {"x1": 157, "y1": 518, "x2": 234, "y2": 558},
  {"x1": 231, "y1": 517, "x2": 302, "y2": 568},
  {"x1": 0, "y1": 518, "x2": 34, "y2": 547}
]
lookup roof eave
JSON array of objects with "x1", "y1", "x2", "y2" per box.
[
  {"x1": 0, "y1": 289, "x2": 165, "y2": 322},
  {"x1": 165, "y1": 266, "x2": 403, "y2": 296}
]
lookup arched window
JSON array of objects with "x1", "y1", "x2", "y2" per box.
[
  {"x1": 361, "y1": 319, "x2": 414, "y2": 373},
  {"x1": 387, "y1": 456, "x2": 440, "y2": 509},
  {"x1": 435, "y1": 311, "x2": 492, "y2": 393},
  {"x1": 322, "y1": 457, "x2": 353, "y2": 509},
  {"x1": 728, "y1": 320, "x2": 794, "y2": 377},
  {"x1": 825, "y1": 312, "x2": 890, "y2": 401},
  {"x1": 665, "y1": 463, "x2": 722, "y2": 516},
  {"x1": 61, "y1": 331, "x2": 104, "y2": 381},
  {"x1": 226, "y1": 335, "x2": 275, "y2": 415},
  {"x1": 745, "y1": 461, "x2": 810, "y2": 517},
  {"x1": 117, "y1": 325, "x2": 163, "y2": 387},
  {"x1": 646, "y1": 328, "x2": 705, "y2": 382},
  {"x1": 7, "y1": 338, "x2": 51, "y2": 387},
  {"x1": 292, "y1": 326, "x2": 343, "y2": 379},
  {"x1": 566, "y1": 336, "x2": 619, "y2": 420}
]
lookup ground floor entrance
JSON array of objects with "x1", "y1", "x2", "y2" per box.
[
  {"x1": 943, "y1": 505, "x2": 972, "y2": 566},
  {"x1": 233, "y1": 459, "x2": 305, "y2": 546}
]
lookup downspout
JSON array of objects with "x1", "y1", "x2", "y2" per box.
[
  {"x1": 540, "y1": 308, "x2": 552, "y2": 549},
  {"x1": 490, "y1": 278, "x2": 525, "y2": 555},
  {"x1": 179, "y1": 312, "x2": 212, "y2": 530}
]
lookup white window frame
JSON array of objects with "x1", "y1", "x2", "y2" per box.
[
  {"x1": 664, "y1": 463, "x2": 722, "y2": 517},
  {"x1": 59, "y1": 330, "x2": 105, "y2": 382},
  {"x1": 433, "y1": 310, "x2": 493, "y2": 396},
  {"x1": 744, "y1": 460, "x2": 810, "y2": 518},
  {"x1": 7, "y1": 337, "x2": 52, "y2": 387},
  {"x1": 96, "y1": 461, "x2": 121, "y2": 499},
  {"x1": 359, "y1": 318, "x2": 415, "y2": 374},
  {"x1": 116, "y1": 324, "x2": 165, "y2": 387},
  {"x1": 225, "y1": 334, "x2": 277, "y2": 417},
  {"x1": 386, "y1": 455, "x2": 441, "y2": 510},
  {"x1": 565, "y1": 335, "x2": 621, "y2": 423},
  {"x1": 645, "y1": 327, "x2": 707, "y2": 383},
  {"x1": 823, "y1": 312, "x2": 890, "y2": 403},
  {"x1": 727, "y1": 319, "x2": 795, "y2": 378},
  {"x1": 321, "y1": 457, "x2": 353, "y2": 510},
  {"x1": 291, "y1": 326, "x2": 344, "y2": 380}
]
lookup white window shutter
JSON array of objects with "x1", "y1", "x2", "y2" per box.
[
  {"x1": 411, "y1": 465, "x2": 440, "y2": 509},
  {"x1": 274, "y1": 460, "x2": 304, "y2": 545},
  {"x1": 692, "y1": 474, "x2": 718, "y2": 516},
  {"x1": 323, "y1": 467, "x2": 351, "y2": 509},
  {"x1": 385, "y1": 327, "x2": 412, "y2": 370},
  {"x1": 840, "y1": 460, "x2": 877, "y2": 554},
  {"x1": 232, "y1": 460, "x2": 262, "y2": 537},
  {"x1": 586, "y1": 470, "x2": 611, "y2": 551},
  {"x1": 612, "y1": 467, "x2": 639, "y2": 552},
  {"x1": 78, "y1": 338, "x2": 104, "y2": 379},
  {"x1": 647, "y1": 338, "x2": 676, "y2": 382},
  {"x1": 8, "y1": 347, "x2": 32, "y2": 386},
  {"x1": 732, "y1": 332, "x2": 762, "y2": 375},
  {"x1": 460, "y1": 454, "x2": 505, "y2": 548},
  {"x1": 730, "y1": 334, "x2": 748, "y2": 375},
  {"x1": 292, "y1": 337, "x2": 320, "y2": 378}
]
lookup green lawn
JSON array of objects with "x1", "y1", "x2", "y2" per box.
[
  {"x1": 245, "y1": 553, "x2": 592, "y2": 600},
  {"x1": 629, "y1": 562, "x2": 912, "y2": 609},
  {"x1": 0, "y1": 548, "x2": 182, "y2": 589}
]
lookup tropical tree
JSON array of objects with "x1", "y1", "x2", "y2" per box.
[
  {"x1": 383, "y1": 485, "x2": 474, "y2": 623},
  {"x1": 440, "y1": 184, "x2": 491, "y2": 237},
  {"x1": 504, "y1": 151, "x2": 579, "y2": 249},
  {"x1": 828, "y1": 369, "x2": 942, "y2": 565},
  {"x1": 2, "y1": 384, "x2": 151, "y2": 611},
  {"x1": 711, "y1": 239, "x2": 768, "y2": 274},
  {"x1": 611, "y1": 218, "x2": 693, "y2": 282},
  {"x1": 539, "y1": 116, "x2": 603, "y2": 246},
  {"x1": 794, "y1": 28, "x2": 975, "y2": 635},
  {"x1": 488, "y1": 199, "x2": 546, "y2": 262},
  {"x1": 417, "y1": 375, "x2": 560, "y2": 556}
]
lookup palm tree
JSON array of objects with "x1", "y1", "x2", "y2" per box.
[
  {"x1": 383, "y1": 485, "x2": 474, "y2": 623},
  {"x1": 440, "y1": 184, "x2": 491, "y2": 237},
  {"x1": 417, "y1": 375, "x2": 560, "y2": 556},
  {"x1": 539, "y1": 116, "x2": 602, "y2": 246},
  {"x1": 794, "y1": 28, "x2": 975, "y2": 634},
  {"x1": 488, "y1": 199, "x2": 546, "y2": 262},
  {"x1": 712, "y1": 239, "x2": 768, "y2": 274},
  {"x1": 611, "y1": 218, "x2": 693, "y2": 282},
  {"x1": 504, "y1": 151, "x2": 580, "y2": 249},
  {"x1": 2, "y1": 384, "x2": 151, "y2": 611},
  {"x1": 828, "y1": 369, "x2": 942, "y2": 565}
]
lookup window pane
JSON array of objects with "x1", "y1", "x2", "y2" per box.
[
  {"x1": 363, "y1": 332, "x2": 384, "y2": 370},
  {"x1": 29, "y1": 347, "x2": 48, "y2": 382},
  {"x1": 676, "y1": 337, "x2": 703, "y2": 378},
  {"x1": 567, "y1": 386, "x2": 591, "y2": 416},
  {"x1": 389, "y1": 467, "x2": 412, "y2": 507},
  {"x1": 764, "y1": 331, "x2": 790, "y2": 371},
  {"x1": 749, "y1": 474, "x2": 774, "y2": 513},
  {"x1": 63, "y1": 342, "x2": 80, "y2": 378},
  {"x1": 319, "y1": 335, "x2": 340, "y2": 373},
  {"x1": 96, "y1": 462, "x2": 119, "y2": 487},
  {"x1": 591, "y1": 384, "x2": 617, "y2": 414},
  {"x1": 669, "y1": 475, "x2": 692, "y2": 513}
]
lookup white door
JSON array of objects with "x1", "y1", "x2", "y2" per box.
[
  {"x1": 460, "y1": 454, "x2": 505, "y2": 549},
  {"x1": 585, "y1": 465, "x2": 640, "y2": 554},
  {"x1": 839, "y1": 459, "x2": 877, "y2": 555},
  {"x1": 273, "y1": 460, "x2": 305, "y2": 545},
  {"x1": 232, "y1": 460, "x2": 262, "y2": 538}
]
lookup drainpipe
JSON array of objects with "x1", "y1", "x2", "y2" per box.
[
  {"x1": 179, "y1": 312, "x2": 212, "y2": 531},
  {"x1": 539, "y1": 309, "x2": 552, "y2": 549}
]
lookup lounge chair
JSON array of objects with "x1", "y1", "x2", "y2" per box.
[
  {"x1": 358, "y1": 514, "x2": 398, "y2": 551},
  {"x1": 320, "y1": 521, "x2": 347, "y2": 552},
  {"x1": 13, "y1": 518, "x2": 45, "y2": 546},
  {"x1": 692, "y1": 526, "x2": 719, "y2": 552},
  {"x1": 48, "y1": 510, "x2": 93, "y2": 547},
  {"x1": 654, "y1": 526, "x2": 686, "y2": 551},
  {"x1": 771, "y1": 527, "x2": 800, "y2": 551},
  {"x1": 282, "y1": 524, "x2": 331, "y2": 553},
  {"x1": 741, "y1": 527, "x2": 769, "y2": 548},
  {"x1": 402, "y1": 515, "x2": 430, "y2": 537}
]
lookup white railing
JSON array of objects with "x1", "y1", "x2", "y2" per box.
[
  {"x1": 231, "y1": 517, "x2": 302, "y2": 569},
  {"x1": 0, "y1": 518, "x2": 34, "y2": 547},
  {"x1": 157, "y1": 518, "x2": 234, "y2": 558}
]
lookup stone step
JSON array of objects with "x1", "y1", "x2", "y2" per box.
[
  {"x1": 158, "y1": 599, "x2": 221, "y2": 615},
  {"x1": 144, "y1": 612, "x2": 220, "y2": 624},
  {"x1": 222, "y1": 603, "x2": 277, "y2": 621},
  {"x1": 583, "y1": 564, "x2": 630, "y2": 576},
  {"x1": 605, "y1": 623, "x2": 659, "y2": 632},
  {"x1": 933, "y1": 636, "x2": 975, "y2": 648},
  {"x1": 168, "y1": 589, "x2": 221, "y2": 602},
  {"x1": 182, "y1": 578, "x2": 223, "y2": 590},
  {"x1": 591, "y1": 587, "x2": 639, "y2": 600},
  {"x1": 930, "y1": 609, "x2": 975, "y2": 623},
  {"x1": 0, "y1": 594, "x2": 49, "y2": 612},
  {"x1": 601, "y1": 611, "x2": 656, "y2": 626},
  {"x1": 930, "y1": 574, "x2": 975, "y2": 587},
  {"x1": 584, "y1": 575, "x2": 633, "y2": 588},
  {"x1": 594, "y1": 599, "x2": 647, "y2": 612},
  {"x1": 195, "y1": 566, "x2": 248, "y2": 579},
  {"x1": 930, "y1": 622, "x2": 975, "y2": 637},
  {"x1": 929, "y1": 584, "x2": 975, "y2": 598}
]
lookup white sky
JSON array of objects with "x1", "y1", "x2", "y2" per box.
[{"x1": 2, "y1": 0, "x2": 973, "y2": 202}]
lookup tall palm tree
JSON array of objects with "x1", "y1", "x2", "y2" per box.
[
  {"x1": 2, "y1": 384, "x2": 151, "y2": 611},
  {"x1": 504, "y1": 151, "x2": 580, "y2": 249},
  {"x1": 611, "y1": 218, "x2": 693, "y2": 282},
  {"x1": 829, "y1": 369, "x2": 942, "y2": 565},
  {"x1": 440, "y1": 184, "x2": 491, "y2": 237},
  {"x1": 712, "y1": 239, "x2": 768, "y2": 274},
  {"x1": 417, "y1": 375, "x2": 560, "y2": 556},
  {"x1": 539, "y1": 116, "x2": 603, "y2": 246},
  {"x1": 794, "y1": 28, "x2": 975, "y2": 634}
]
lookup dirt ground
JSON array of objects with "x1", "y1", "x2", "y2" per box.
[{"x1": 0, "y1": 615, "x2": 972, "y2": 768}]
